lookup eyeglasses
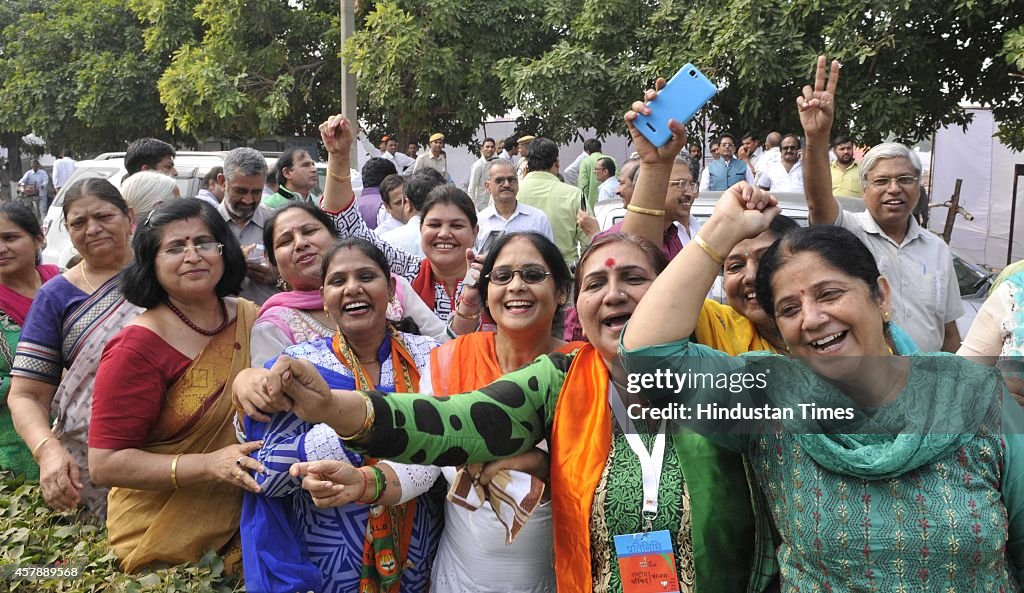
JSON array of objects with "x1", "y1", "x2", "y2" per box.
[
  {"x1": 491, "y1": 176, "x2": 517, "y2": 186},
  {"x1": 160, "y1": 242, "x2": 224, "y2": 259},
  {"x1": 668, "y1": 179, "x2": 699, "y2": 192},
  {"x1": 781, "y1": 146, "x2": 800, "y2": 152},
  {"x1": 869, "y1": 175, "x2": 919, "y2": 189},
  {"x1": 485, "y1": 266, "x2": 551, "y2": 285}
]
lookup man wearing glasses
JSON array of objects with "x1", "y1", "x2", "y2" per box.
[
  {"x1": 474, "y1": 159, "x2": 554, "y2": 250},
  {"x1": 699, "y1": 132, "x2": 755, "y2": 191},
  {"x1": 804, "y1": 139, "x2": 963, "y2": 352},
  {"x1": 756, "y1": 134, "x2": 805, "y2": 193},
  {"x1": 600, "y1": 153, "x2": 701, "y2": 261}
]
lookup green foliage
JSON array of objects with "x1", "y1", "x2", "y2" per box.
[
  {"x1": 344, "y1": 0, "x2": 561, "y2": 146},
  {"x1": 155, "y1": 0, "x2": 337, "y2": 140},
  {"x1": 996, "y1": 24, "x2": 1024, "y2": 150},
  {"x1": 0, "y1": 473, "x2": 244, "y2": 592},
  {"x1": 496, "y1": 0, "x2": 1024, "y2": 148},
  {"x1": 0, "y1": 0, "x2": 175, "y2": 155}
]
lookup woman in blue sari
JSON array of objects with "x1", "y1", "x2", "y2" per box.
[
  {"x1": 9, "y1": 178, "x2": 141, "y2": 519},
  {"x1": 239, "y1": 237, "x2": 441, "y2": 593}
]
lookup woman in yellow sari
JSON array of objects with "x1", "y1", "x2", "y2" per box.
[{"x1": 87, "y1": 199, "x2": 262, "y2": 572}]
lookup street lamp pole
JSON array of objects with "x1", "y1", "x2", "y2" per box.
[{"x1": 340, "y1": 0, "x2": 357, "y2": 165}]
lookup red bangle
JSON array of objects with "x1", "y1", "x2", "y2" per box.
[{"x1": 356, "y1": 467, "x2": 373, "y2": 503}]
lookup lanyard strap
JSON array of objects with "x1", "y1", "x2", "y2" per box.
[{"x1": 609, "y1": 383, "x2": 666, "y2": 529}]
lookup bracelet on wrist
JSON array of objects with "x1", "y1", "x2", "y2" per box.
[
  {"x1": 340, "y1": 392, "x2": 375, "y2": 441},
  {"x1": 694, "y1": 234, "x2": 725, "y2": 266},
  {"x1": 328, "y1": 169, "x2": 351, "y2": 183},
  {"x1": 626, "y1": 204, "x2": 665, "y2": 217},
  {"x1": 32, "y1": 436, "x2": 52, "y2": 460}
]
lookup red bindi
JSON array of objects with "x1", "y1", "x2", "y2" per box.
[{"x1": 604, "y1": 258, "x2": 616, "y2": 268}]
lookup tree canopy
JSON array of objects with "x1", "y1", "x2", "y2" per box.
[{"x1": 0, "y1": 0, "x2": 1021, "y2": 155}]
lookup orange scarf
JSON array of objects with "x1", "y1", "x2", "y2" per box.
[
  {"x1": 331, "y1": 329, "x2": 419, "y2": 593},
  {"x1": 548, "y1": 343, "x2": 612, "y2": 593},
  {"x1": 431, "y1": 332, "x2": 584, "y2": 394}
]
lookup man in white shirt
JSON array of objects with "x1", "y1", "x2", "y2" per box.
[
  {"x1": 466, "y1": 137, "x2": 497, "y2": 211},
  {"x1": 375, "y1": 174, "x2": 413, "y2": 236},
  {"x1": 739, "y1": 131, "x2": 764, "y2": 171},
  {"x1": 195, "y1": 166, "x2": 224, "y2": 207},
  {"x1": 594, "y1": 157, "x2": 619, "y2": 202},
  {"x1": 18, "y1": 159, "x2": 49, "y2": 219},
  {"x1": 358, "y1": 131, "x2": 417, "y2": 174},
  {"x1": 52, "y1": 150, "x2": 76, "y2": 195},
  {"x1": 757, "y1": 134, "x2": 805, "y2": 192},
  {"x1": 475, "y1": 159, "x2": 554, "y2": 250}
]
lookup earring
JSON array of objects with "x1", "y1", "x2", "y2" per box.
[
  {"x1": 882, "y1": 311, "x2": 892, "y2": 322},
  {"x1": 558, "y1": 296, "x2": 567, "y2": 306}
]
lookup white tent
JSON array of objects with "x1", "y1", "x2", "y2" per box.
[{"x1": 930, "y1": 108, "x2": 1024, "y2": 268}]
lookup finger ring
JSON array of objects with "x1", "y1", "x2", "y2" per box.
[
  {"x1": 234, "y1": 469, "x2": 243, "y2": 480},
  {"x1": 236, "y1": 457, "x2": 245, "y2": 466}
]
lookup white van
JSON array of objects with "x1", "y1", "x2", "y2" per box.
[{"x1": 42, "y1": 152, "x2": 359, "y2": 268}]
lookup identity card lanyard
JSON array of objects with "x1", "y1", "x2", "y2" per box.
[{"x1": 609, "y1": 383, "x2": 666, "y2": 531}]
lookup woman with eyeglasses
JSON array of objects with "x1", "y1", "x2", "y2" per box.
[
  {"x1": 237, "y1": 237, "x2": 443, "y2": 593},
  {"x1": 9, "y1": 178, "x2": 142, "y2": 519},
  {"x1": 235, "y1": 229, "x2": 768, "y2": 593},
  {"x1": 289, "y1": 232, "x2": 581, "y2": 593},
  {"x1": 86, "y1": 199, "x2": 262, "y2": 572}
]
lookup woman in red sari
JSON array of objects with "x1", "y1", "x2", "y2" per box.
[{"x1": 88, "y1": 199, "x2": 262, "y2": 572}]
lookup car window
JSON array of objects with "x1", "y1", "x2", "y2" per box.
[{"x1": 952, "y1": 252, "x2": 992, "y2": 298}]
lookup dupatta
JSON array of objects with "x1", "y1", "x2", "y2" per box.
[
  {"x1": 0, "y1": 264, "x2": 59, "y2": 327},
  {"x1": 106, "y1": 300, "x2": 257, "y2": 572},
  {"x1": 51, "y1": 274, "x2": 145, "y2": 517}
]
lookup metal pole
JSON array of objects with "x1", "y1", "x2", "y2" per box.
[
  {"x1": 1008, "y1": 164, "x2": 1024, "y2": 266},
  {"x1": 340, "y1": 0, "x2": 358, "y2": 165}
]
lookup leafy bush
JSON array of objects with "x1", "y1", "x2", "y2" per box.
[{"x1": 0, "y1": 473, "x2": 244, "y2": 592}]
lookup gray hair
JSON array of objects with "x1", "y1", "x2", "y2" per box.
[
  {"x1": 622, "y1": 158, "x2": 641, "y2": 184},
  {"x1": 860, "y1": 142, "x2": 921, "y2": 188},
  {"x1": 120, "y1": 171, "x2": 178, "y2": 223},
  {"x1": 674, "y1": 152, "x2": 693, "y2": 168},
  {"x1": 223, "y1": 147, "x2": 267, "y2": 183},
  {"x1": 484, "y1": 158, "x2": 516, "y2": 178}
]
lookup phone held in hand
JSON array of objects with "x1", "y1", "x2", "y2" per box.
[
  {"x1": 477, "y1": 230, "x2": 504, "y2": 258},
  {"x1": 463, "y1": 267, "x2": 481, "y2": 289},
  {"x1": 634, "y1": 63, "x2": 717, "y2": 148},
  {"x1": 246, "y1": 244, "x2": 266, "y2": 264}
]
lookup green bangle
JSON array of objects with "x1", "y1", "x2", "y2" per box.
[{"x1": 367, "y1": 465, "x2": 386, "y2": 503}]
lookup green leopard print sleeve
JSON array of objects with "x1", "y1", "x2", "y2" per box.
[{"x1": 350, "y1": 352, "x2": 575, "y2": 466}]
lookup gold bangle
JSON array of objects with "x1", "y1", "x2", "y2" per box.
[
  {"x1": 328, "y1": 169, "x2": 351, "y2": 183},
  {"x1": 694, "y1": 235, "x2": 725, "y2": 266},
  {"x1": 32, "y1": 436, "x2": 52, "y2": 459},
  {"x1": 341, "y1": 393, "x2": 375, "y2": 441},
  {"x1": 626, "y1": 204, "x2": 666, "y2": 217},
  {"x1": 171, "y1": 454, "x2": 183, "y2": 489}
]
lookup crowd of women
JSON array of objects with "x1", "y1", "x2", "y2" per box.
[{"x1": 2, "y1": 54, "x2": 1024, "y2": 593}]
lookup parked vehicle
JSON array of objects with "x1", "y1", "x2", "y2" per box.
[{"x1": 42, "y1": 151, "x2": 359, "y2": 267}]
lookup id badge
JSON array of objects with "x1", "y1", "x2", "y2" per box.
[{"x1": 613, "y1": 530, "x2": 681, "y2": 593}]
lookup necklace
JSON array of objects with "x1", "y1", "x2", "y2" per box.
[
  {"x1": 80, "y1": 261, "x2": 98, "y2": 293},
  {"x1": 166, "y1": 298, "x2": 229, "y2": 336},
  {"x1": 358, "y1": 357, "x2": 379, "y2": 365}
]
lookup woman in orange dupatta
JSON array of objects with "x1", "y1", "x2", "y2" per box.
[
  {"x1": 238, "y1": 237, "x2": 442, "y2": 593},
  {"x1": 294, "y1": 231, "x2": 582, "y2": 592},
  {"x1": 87, "y1": 199, "x2": 262, "y2": 572}
]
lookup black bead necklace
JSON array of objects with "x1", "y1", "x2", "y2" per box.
[{"x1": 166, "y1": 298, "x2": 229, "y2": 336}]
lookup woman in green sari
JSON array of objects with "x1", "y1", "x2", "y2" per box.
[{"x1": 0, "y1": 202, "x2": 59, "y2": 479}]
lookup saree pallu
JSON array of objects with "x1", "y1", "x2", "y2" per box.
[
  {"x1": 51, "y1": 276, "x2": 144, "y2": 517},
  {"x1": 106, "y1": 300, "x2": 257, "y2": 572}
]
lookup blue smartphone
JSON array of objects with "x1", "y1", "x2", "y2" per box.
[{"x1": 634, "y1": 64, "x2": 717, "y2": 147}]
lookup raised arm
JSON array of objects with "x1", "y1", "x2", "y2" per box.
[
  {"x1": 622, "y1": 183, "x2": 779, "y2": 349},
  {"x1": 319, "y1": 115, "x2": 357, "y2": 214},
  {"x1": 798, "y1": 56, "x2": 842, "y2": 226},
  {"x1": 620, "y1": 80, "x2": 688, "y2": 245}
]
